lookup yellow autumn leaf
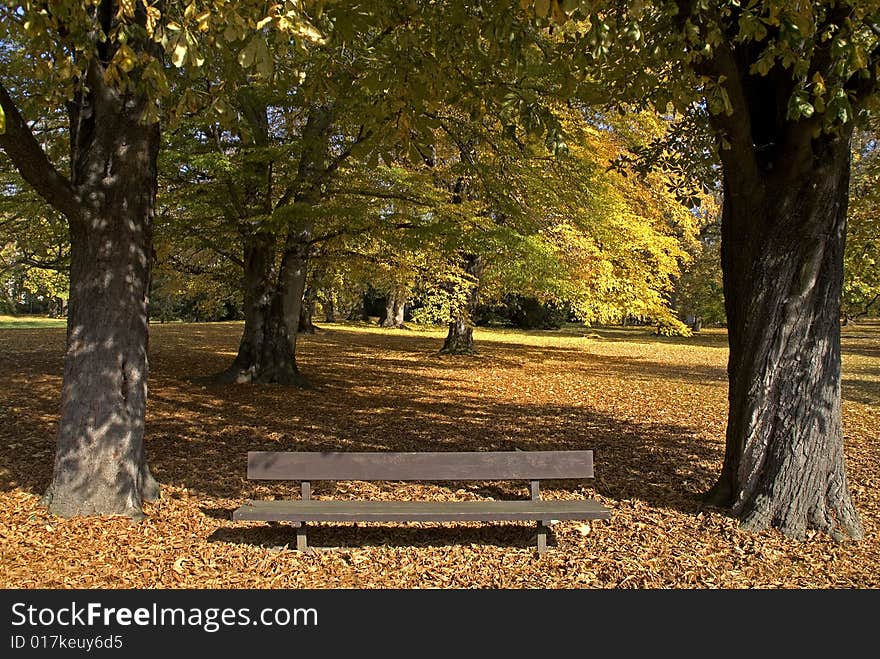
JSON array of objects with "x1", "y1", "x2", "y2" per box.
[
  {"x1": 114, "y1": 44, "x2": 137, "y2": 73},
  {"x1": 119, "y1": 0, "x2": 135, "y2": 19},
  {"x1": 172, "y1": 43, "x2": 188, "y2": 67},
  {"x1": 145, "y1": 5, "x2": 161, "y2": 37},
  {"x1": 292, "y1": 21, "x2": 325, "y2": 44},
  {"x1": 102, "y1": 62, "x2": 121, "y2": 87},
  {"x1": 0, "y1": 105, "x2": 5, "y2": 135},
  {"x1": 170, "y1": 33, "x2": 188, "y2": 68},
  {"x1": 196, "y1": 12, "x2": 211, "y2": 32},
  {"x1": 812, "y1": 71, "x2": 826, "y2": 96},
  {"x1": 852, "y1": 45, "x2": 868, "y2": 70}
]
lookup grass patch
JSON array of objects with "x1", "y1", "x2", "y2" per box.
[{"x1": 0, "y1": 315, "x2": 66, "y2": 329}]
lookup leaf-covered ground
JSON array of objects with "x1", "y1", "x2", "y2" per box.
[{"x1": 0, "y1": 320, "x2": 878, "y2": 588}]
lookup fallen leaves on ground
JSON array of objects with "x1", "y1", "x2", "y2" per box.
[{"x1": 0, "y1": 320, "x2": 877, "y2": 588}]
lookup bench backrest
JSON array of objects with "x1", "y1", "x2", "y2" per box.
[{"x1": 247, "y1": 450, "x2": 594, "y2": 481}]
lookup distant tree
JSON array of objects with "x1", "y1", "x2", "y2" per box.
[
  {"x1": 844, "y1": 128, "x2": 880, "y2": 323},
  {"x1": 440, "y1": 253, "x2": 485, "y2": 354},
  {"x1": 674, "y1": 200, "x2": 726, "y2": 330}
]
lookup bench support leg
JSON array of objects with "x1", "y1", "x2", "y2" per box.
[
  {"x1": 536, "y1": 522, "x2": 548, "y2": 555},
  {"x1": 295, "y1": 523, "x2": 308, "y2": 551}
]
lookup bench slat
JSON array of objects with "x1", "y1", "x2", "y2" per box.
[
  {"x1": 246, "y1": 450, "x2": 594, "y2": 481},
  {"x1": 233, "y1": 499, "x2": 611, "y2": 523}
]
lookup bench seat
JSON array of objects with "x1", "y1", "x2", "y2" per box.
[
  {"x1": 233, "y1": 498, "x2": 611, "y2": 523},
  {"x1": 234, "y1": 450, "x2": 609, "y2": 553}
]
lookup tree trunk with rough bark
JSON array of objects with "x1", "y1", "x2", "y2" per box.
[
  {"x1": 441, "y1": 254, "x2": 484, "y2": 354},
  {"x1": 215, "y1": 233, "x2": 310, "y2": 385},
  {"x1": 299, "y1": 288, "x2": 317, "y2": 333},
  {"x1": 0, "y1": 57, "x2": 162, "y2": 518},
  {"x1": 380, "y1": 288, "x2": 407, "y2": 328},
  {"x1": 704, "y1": 104, "x2": 863, "y2": 539},
  {"x1": 322, "y1": 292, "x2": 336, "y2": 323},
  {"x1": 45, "y1": 162, "x2": 160, "y2": 517}
]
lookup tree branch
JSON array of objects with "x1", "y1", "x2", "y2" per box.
[
  {"x1": 0, "y1": 83, "x2": 81, "y2": 221},
  {"x1": 180, "y1": 224, "x2": 245, "y2": 267},
  {"x1": 207, "y1": 123, "x2": 248, "y2": 220},
  {"x1": 325, "y1": 187, "x2": 433, "y2": 206},
  {"x1": 274, "y1": 125, "x2": 371, "y2": 211},
  {"x1": 17, "y1": 254, "x2": 69, "y2": 272}
]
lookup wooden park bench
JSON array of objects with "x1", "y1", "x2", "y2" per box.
[{"x1": 233, "y1": 450, "x2": 610, "y2": 554}]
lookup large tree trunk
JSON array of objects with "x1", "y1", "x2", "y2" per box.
[
  {"x1": 215, "y1": 234, "x2": 309, "y2": 385},
  {"x1": 380, "y1": 287, "x2": 407, "y2": 328},
  {"x1": 41, "y1": 64, "x2": 161, "y2": 518},
  {"x1": 213, "y1": 89, "x2": 307, "y2": 384},
  {"x1": 705, "y1": 125, "x2": 863, "y2": 539},
  {"x1": 441, "y1": 254, "x2": 484, "y2": 354},
  {"x1": 441, "y1": 315, "x2": 475, "y2": 354}
]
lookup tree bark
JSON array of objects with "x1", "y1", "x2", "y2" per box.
[
  {"x1": 38, "y1": 62, "x2": 160, "y2": 518},
  {"x1": 322, "y1": 291, "x2": 337, "y2": 322},
  {"x1": 380, "y1": 287, "x2": 407, "y2": 328},
  {"x1": 214, "y1": 232, "x2": 310, "y2": 385},
  {"x1": 441, "y1": 254, "x2": 484, "y2": 354},
  {"x1": 298, "y1": 284, "x2": 318, "y2": 333},
  {"x1": 704, "y1": 124, "x2": 863, "y2": 540}
]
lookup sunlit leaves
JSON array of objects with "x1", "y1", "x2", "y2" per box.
[
  {"x1": 547, "y1": 0, "x2": 880, "y2": 145},
  {"x1": 2, "y1": 0, "x2": 322, "y2": 125},
  {"x1": 843, "y1": 127, "x2": 880, "y2": 320},
  {"x1": 0, "y1": 173, "x2": 70, "y2": 308},
  {"x1": 788, "y1": 89, "x2": 815, "y2": 119},
  {"x1": 167, "y1": 28, "x2": 190, "y2": 68},
  {"x1": 466, "y1": 107, "x2": 702, "y2": 330},
  {"x1": 236, "y1": 36, "x2": 273, "y2": 78},
  {"x1": 118, "y1": 0, "x2": 136, "y2": 20},
  {"x1": 145, "y1": 3, "x2": 161, "y2": 37}
]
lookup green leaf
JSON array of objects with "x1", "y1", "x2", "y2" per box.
[
  {"x1": 223, "y1": 23, "x2": 241, "y2": 43},
  {"x1": 114, "y1": 44, "x2": 137, "y2": 73},
  {"x1": 254, "y1": 38, "x2": 273, "y2": 79},
  {"x1": 237, "y1": 39, "x2": 254, "y2": 69},
  {"x1": 0, "y1": 105, "x2": 5, "y2": 135},
  {"x1": 788, "y1": 92, "x2": 814, "y2": 119}
]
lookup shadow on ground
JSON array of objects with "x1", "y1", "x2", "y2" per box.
[
  {"x1": 0, "y1": 324, "x2": 724, "y2": 524},
  {"x1": 207, "y1": 523, "x2": 549, "y2": 551}
]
